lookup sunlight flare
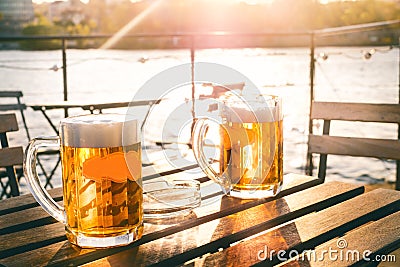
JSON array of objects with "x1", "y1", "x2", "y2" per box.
[{"x1": 100, "y1": 0, "x2": 164, "y2": 50}]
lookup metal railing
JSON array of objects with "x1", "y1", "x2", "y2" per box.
[
  {"x1": 1, "y1": 21, "x2": 399, "y2": 125},
  {"x1": 0, "y1": 20, "x2": 399, "y2": 186},
  {"x1": 0, "y1": 20, "x2": 398, "y2": 104},
  {"x1": 1, "y1": 20, "x2": 399, "y2": 106}
]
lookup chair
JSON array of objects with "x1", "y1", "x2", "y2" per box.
[
  {"x1": 0, "y1": 113, "x2": 24, "y2": 198},
  {"x1": 307, "y1": 101, "x2": 400, "y2": 190},
  {"x1": 0, "y1": 91, "x2": 30, "y2": 140},
  {"x1": 0, "y1": 90, "x2": 58, "y2": 189}
]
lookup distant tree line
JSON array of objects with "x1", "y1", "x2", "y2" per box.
[{"x1": 20, "y1": 0, "x2": 400, "y2": 49}]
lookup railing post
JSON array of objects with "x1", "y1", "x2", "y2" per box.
[
  {"x1": 397, "y1": 36, "x2": 400, "y2": 191},
  {"x1": 306, "y1": 32, "x2": 315, "y2": 176},
  {"x1": 190, "y1": 35, "x2": 196, "y2": 148},
  {"x1": 62, "y1": 38, "x2": 68, "y2": 117}
]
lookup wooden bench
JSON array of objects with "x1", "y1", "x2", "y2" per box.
[
  {"x1": 0, "y1": 114, "x2": 24, "y2": 198},
  {"x1": 307, "y1": 101, "x2": 400, "y2": 190}
]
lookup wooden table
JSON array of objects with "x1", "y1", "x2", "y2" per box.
[{"x1": 1, "y1": 166, "x2": 399, "y2": 266}]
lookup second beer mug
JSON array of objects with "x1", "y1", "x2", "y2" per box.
[
  {"x1": 24, "y1": 114, "x2": 143, "y2": 248},
  {"x1": 193, "y1": 94, "x2": 283, "y2": 199}
]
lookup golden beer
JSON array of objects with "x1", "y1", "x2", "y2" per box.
[
  {"x1": 193, "y1": 94, "x2": 283, "y2": 199},
  {"x1": 24, "y1": 113, "x2": 143, "y2": 248},
  {"x1": 219, "y1": 120, "x2": 283, "y2": 196},
  {"x1": 59, "y1": 114, "x2": 143, "y2": 247},
  {"x1": 61, "y1": 143, "x2": 143, "y2": 245}
]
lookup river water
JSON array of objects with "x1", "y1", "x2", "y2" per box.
[{"x1": 0, "y1": 47, "x2": 398, "y2": 193}]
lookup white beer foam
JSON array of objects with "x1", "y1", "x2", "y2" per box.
[
  {"x1": 222, "y1": 102, "x2": 282, "y2": 123},
  {"x1": 60, "y1": 114, "x2": 138, "y2": 148},
  {"x1": 219, "y1": 94, "x2": 282, "y2": 123}
]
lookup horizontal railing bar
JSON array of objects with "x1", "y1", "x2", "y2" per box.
[
  {"x1": 0, "y1": 32, "x2": 311, "y2": 41},
  {"x1": 0, "y1": 20, "x2": 398, "y2": 42},
  {"x1": 314, "y1": 19, "x2": 400, "y2": 37}
]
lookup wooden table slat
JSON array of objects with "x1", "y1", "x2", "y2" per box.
[
  {"x1": 0, "y1": 188, "x2": 63, "y2": 216},
  {"x1": 0, "y1": 175, "x2": 315, "y2": 254},
  {"x1": 0, "y1": 162, "x2": 199, "y2": 215},
  {"x1": 308, "y1": 210, "x2": 400, "y2": 267},
  {"x1": 0, "y1": 174, "x2": 316, "y2": 236},
  {"x1": 0, "y1": 223, "x2": 66, "y2": 260},
  {"x1": 283, "y1": 210, "x2": 400, "y2": 267},
  {"x1": 201, "y1": 188, "x2": 400, "y2": 267}
]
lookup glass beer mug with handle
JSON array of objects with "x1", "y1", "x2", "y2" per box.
[
  {"x1": 193, "y1": 95, "x2": 283, "y2": 199},
  {"x1": 24, "y1": 114, "x2": 143, "y2": 248}
]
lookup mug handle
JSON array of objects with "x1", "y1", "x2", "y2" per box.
[
  {"x1": 192, "y1": 118, "x2": 231, "y2": 194},
  {"x1": 24, "y1": 137, "x2": 66, "y2": 224}
]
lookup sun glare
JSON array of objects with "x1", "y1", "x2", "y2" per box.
[
  {"x1": 206, "y1": 0, "x2": 275, "y2": 3},
  {"x1": 32, "y1": 0, "x2": 276, "y2": 4},
  {"x1": 32, "y1": 0, "x2": 91, "y2": 4},
  {"x1": 238, "y1": 0, "x2": 274, "y2": 4},
  {"x1": 28, "y1": 0, "x2": 338, "y2": 6}
]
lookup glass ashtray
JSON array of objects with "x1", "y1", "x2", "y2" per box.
[{"x1": 143, "y1": 180, "x2": 201, "y2": 220}]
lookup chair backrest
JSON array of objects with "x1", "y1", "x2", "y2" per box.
[
  {"x1": 0, "y1": 113, "x2": 24, "y2": 198},
  {"x1": 0, "y1": 91, "x2": 30, "y2": 140},
  {"x1": 307, "y1": 101, "x2": 400, "y2": 190}
]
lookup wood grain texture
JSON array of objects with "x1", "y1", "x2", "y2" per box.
[
  {"x1": 0, "y1": 114, "x2": 18, "y2": 133},
  {"x1": 0, "y1": 240, "x2": 84, "y2": 267},
  {"x1": 0, "y1": 163, "x2": 199, "y2": 215},
  {"x1": 2, "y1": 174, "x2": 398, "y2": 267},
  {"x1": 0, "y1": 188, "x2": 63, "y2": 216},
  {"x1": 0, "y1": 222, "x2": 65, "y2": 258},
  {"x1": 308, "y1": 210, "x2": 400, "y2": 267},
  {"x1": 204, "y1": 188, "x2": 400, "y2": 267},
  {"x1": 311, "y1": 102, "x2": 400, "y2": 123},
  {"x1": 0, "y1": 174, "x2": 319, "y2": 266},
  {"x1": 0, "y1": 147, "x2": 23, "y2": 167},
  {"x1": 72, "y1": 181, "x2": 362, "y2": 267},
  {"x1": 308, "y1": 135, "x2": 400, "y2": 160},
  {"x1": 0, "y1": 202, "x2": 59, "y2": 234}
]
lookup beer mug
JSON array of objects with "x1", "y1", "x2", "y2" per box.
[
  {"x1": 193, "y1": 94, "x2": 283, "y2": 199},
  {"x1": 24, "y1": 114, "x2": 143, "y2": 248}
]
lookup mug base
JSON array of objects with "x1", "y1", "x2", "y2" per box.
[
  {"x1": 228, "y1": 184, "x2": 282, "y2": 199},
  {"x1": 65, "y1": 224, "x2": 143, "y2": 248}
]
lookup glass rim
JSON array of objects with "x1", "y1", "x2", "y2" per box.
[{"x1": 60, "y1": 113, "x2": 137, "y2": 124}]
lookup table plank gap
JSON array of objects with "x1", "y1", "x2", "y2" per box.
[
  {"x1": 197, "y1": 188, "x2": 400, "y2": 267},
  {"x1": 0, "y1": 174, "x2": 316, "y2": 235},
  {"x1": 0, "y1": 175, "x2": 319, "y2": 266},
  {"x1": 139, "y1": 183, "x2": 365, "y2": 267},
  {"x1": 0, "y1": 163, "x2": 200, "y2": 215},
  {"x1": 283, "y1": 210, "x2": 400, "y2": 267},
  {"x1": 0, "y1": 188, "x2": 63, "y2": 215}
]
